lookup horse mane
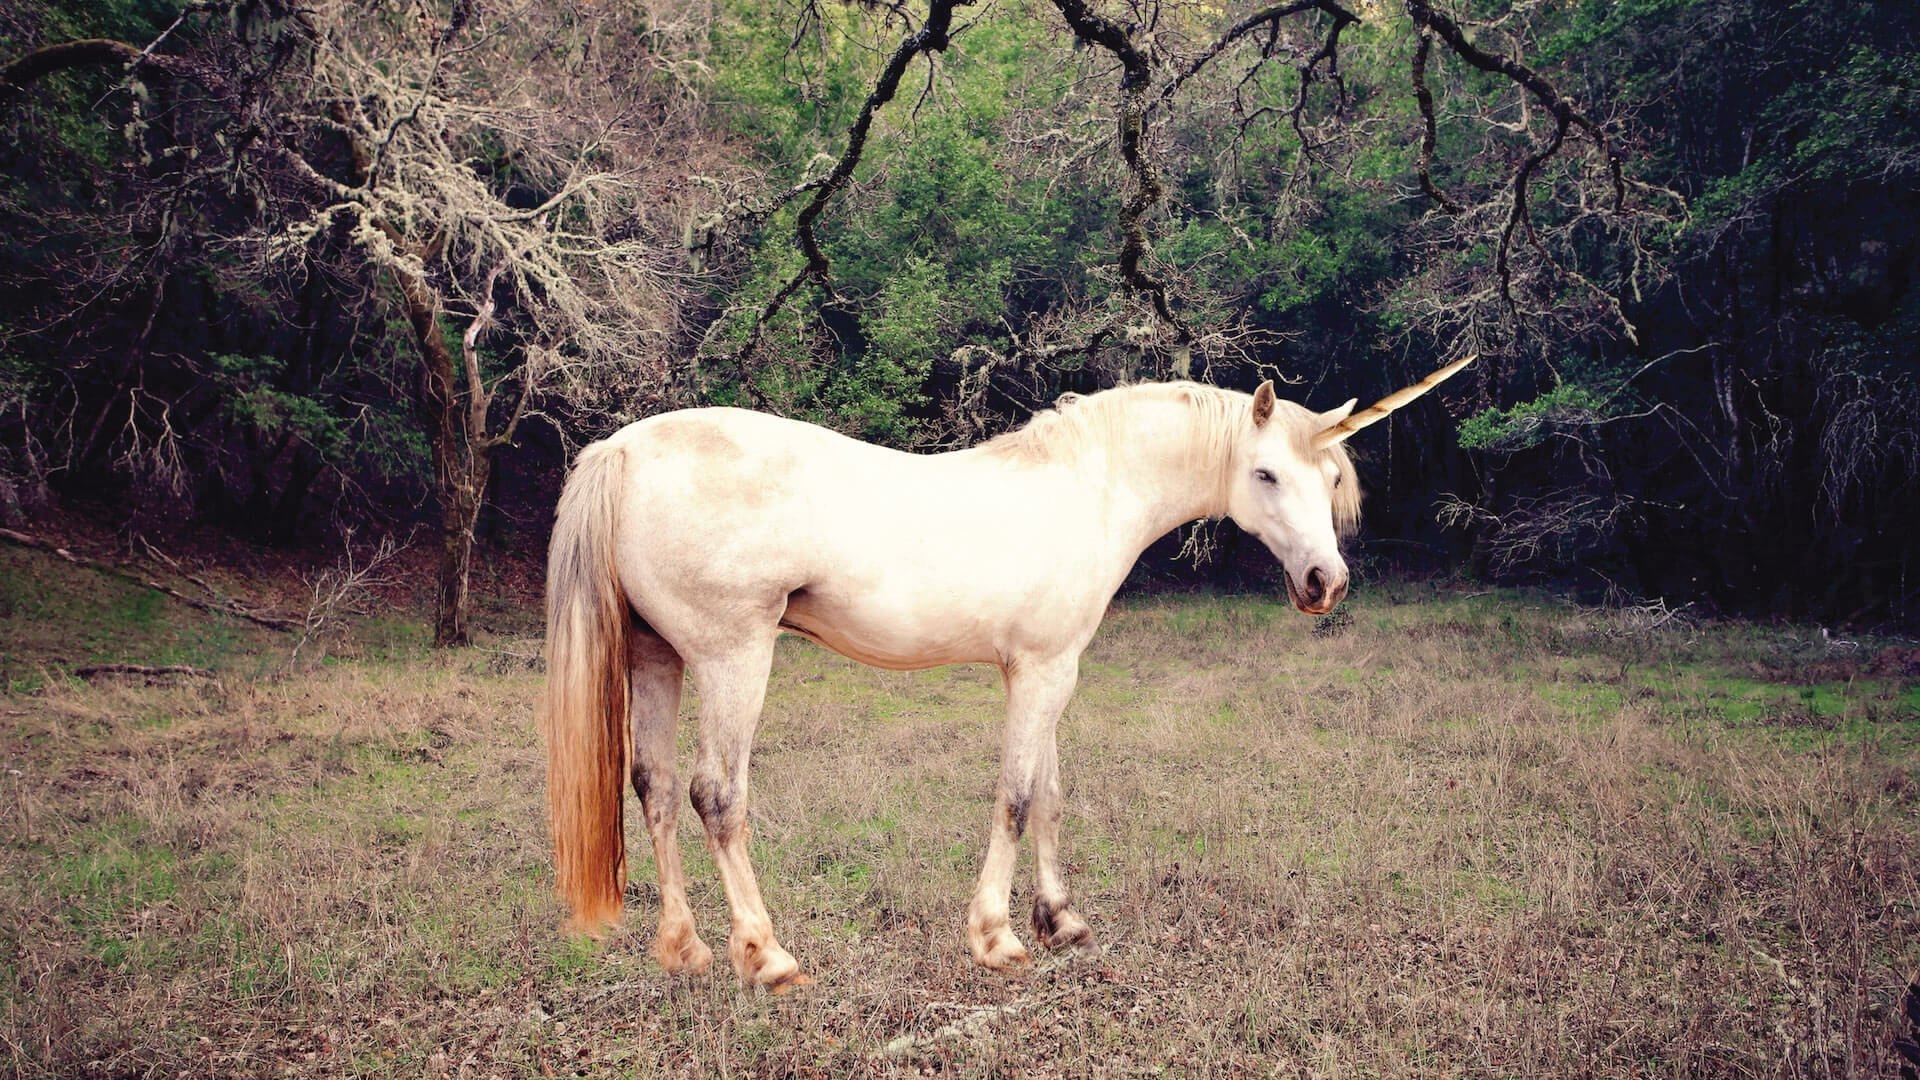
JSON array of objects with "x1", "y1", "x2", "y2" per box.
[
  {"x1": 980, "y1": 381, "x2": 1362, "y2": 536},
  {"x1": 1321, "y1": 419, "x2": 1363, "y2": 538}
]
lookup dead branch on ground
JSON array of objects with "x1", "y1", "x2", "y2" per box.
[
  {"x1": 0, "y1": 528, "x2": 300, "y2": 632},
  {"x1": 72, "y1": 662, "x2": 219, "y2": 682}
]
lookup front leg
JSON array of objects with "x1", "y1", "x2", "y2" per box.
[
  {"x1": 967, "y1": 785, "x2": 1032, "y2": 971},
  {"x1": 967, "y1": 653, "x2": 1086, "y2": 970},
  {"x1": 1028, "y1": 740, "x2": 1095, "y2": 955}
]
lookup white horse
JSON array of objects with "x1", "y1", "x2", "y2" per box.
[{"x1": 544, "y1": 360, "x2": 1470, "y2": 991}]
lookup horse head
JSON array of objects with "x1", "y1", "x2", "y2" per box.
[{"x1": 1229, "y1": 355, "x2": 1474, "y2": 615}]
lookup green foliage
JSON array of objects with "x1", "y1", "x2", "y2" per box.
[
  {"x1": 213, "y1": 353, "x2": 348, "y2": 458},
  {"x1": 1691, "y1": 44, "x2": 1920, "y2": 230},
  {"x1": 706, "y1": 3, "x2": 1093, "y2": 446},
  {"x1": 1457, "y1": 383, "x2": 1610, "y2": 452},
  {"x1": 844, "y1": 117, "x2": 1039, "y2": 300},
  {"x1": 0, "y1": 348, "x2": 48, "y2": 404},
  {"x1": 207, "y1": 351, "x2": 426, "y2": 485},
  {"x1": 834, "y1": 258, "x2": 947, "y2": 443},
  {"x1": 1261, "y1": 204, "x2": 1394, "y2": 319},
  {"x1": 0, "y1": 0, "x2": 172, "y2": 181},
  {"x1": 32, "y1": 0, "x2": 175, "y2": 44},
  {"x1": 1774, "y1": 46, "x2": 1920, "y2": 183},
  {"x1": 1159, "y1": 189, "x2": 1396, "y2": 324},
  {"x1": 1538, "y1": 0, "x2": 1696, "y2": 64},
  {"x1": 708, "y1": 3, "x2": 876, "y2": 174}
]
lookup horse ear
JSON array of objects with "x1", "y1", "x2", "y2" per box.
[{"x1": 1251, "y1": 381, "x2": 1277, "y2": 428}]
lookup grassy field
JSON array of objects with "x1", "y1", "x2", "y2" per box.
[{"x1": 3, "y1": 545, "x2": 1919, "y2": 1076}]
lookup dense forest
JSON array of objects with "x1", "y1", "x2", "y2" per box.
[{"x1": 1, "y1": 0, "x2": 1916, "y2": 639}]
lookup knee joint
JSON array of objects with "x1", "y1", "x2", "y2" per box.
[{"x1": 689, "y1": 774, "x2": 741, "y2": 837}]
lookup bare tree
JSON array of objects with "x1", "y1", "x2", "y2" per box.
[
  {"x1": 264, "y1": 0, "x2": 717, "y2": 644},
  {"x1": 289, "y1": 530, "x2": 409, "y2": 667},
  {"x1": 3, "y1": 0, "x2": 732, "y2": 645}
]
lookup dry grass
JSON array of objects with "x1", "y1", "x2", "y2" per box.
[{"x1": 3, "y1": 574, "x2": 1918, "y2": 1076}]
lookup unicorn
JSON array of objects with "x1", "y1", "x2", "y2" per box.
[{"x1": 544, "y1": 358, "x2": 1471, "y2": 990}]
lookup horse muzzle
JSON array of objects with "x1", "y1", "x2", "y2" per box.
[{"x1": 1285, "y1": 566, "x2": 1348, "y2": 615}]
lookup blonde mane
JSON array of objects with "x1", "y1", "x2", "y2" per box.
[{"x1": 980, "y1": 381, "x2": 1362, "y2": 535}]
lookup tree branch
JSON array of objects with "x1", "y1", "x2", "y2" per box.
[
  {"x1": 74, "y1": 663, "x2": 219, "y2": 681},
  {"x1": 1405, "y1": 0, "x2": 1625, "y2": 210},
  {"x1": 1164, "y1": 1, "x2": 1333, "y2": 101},
  {"x1": 1288, "y1": 0, "x2": 1359, "y2": 146},
  {"x1": 0, "y1": 528, "x2": 299, "y2": 632},
  {"x1": 1051, "y1": 0, "x2": 1192, "y2": 346},
  {"x1": 728, "y1": 0, "x2": 971, "y2": 376},
  {"x1": 0, "y1": 39, "x2": 142, "y2": 105},
  {"x1": 1410, "y1": 31, "x2": 1462, "y2": 213},
  {"x1": 462, "y1": 258, "x2": 507, "y2": 449},
  {"x1": 1496, "y1": 113, "x2": 1567, "y2": 317}
]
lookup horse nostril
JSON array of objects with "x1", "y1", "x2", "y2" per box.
[{"x1": 1305, "y1": 567, "x2": 1327, "y2": 604}]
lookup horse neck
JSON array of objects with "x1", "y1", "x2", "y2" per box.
[{"x1": 1098, "y1": 392, "x2": 1237, "y2": 549}]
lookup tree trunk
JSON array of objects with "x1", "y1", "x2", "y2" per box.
[
  {"x1": 433, "y1": 446, "x2": 490, "y2": 647},
  {"x1": 398, "y1": 268, "x2": 485, "y2": 648},
  {"x1": 270, "y1": 443, "x2": 320, "y2": 547}
]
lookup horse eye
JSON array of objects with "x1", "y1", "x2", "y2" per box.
[
  {"x1": 1254, "y1": 469, "x2": 1276, "y2": 485},
  {"x1": 1333, "y1": 474, "x2": 1343, "y2": 489}
]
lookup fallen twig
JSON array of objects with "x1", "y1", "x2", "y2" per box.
[
  {"x1": 73, "y1": 663, "x2": 218, "y2": 681},
  {"x1": 881, "y1": 959, "x2": 1094, "y2": 1059},
  {"x1": 0, "y1": 527, "x2": 300, "y2": 632}
]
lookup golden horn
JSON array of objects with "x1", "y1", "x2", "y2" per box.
[{"x1": 1312, "y1": 354, "x2": 1476, "y2": 451}]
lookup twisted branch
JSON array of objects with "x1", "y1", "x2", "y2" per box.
[
  {"x1": 1164, "y1": 1, "x2": 1344, "y2": 101},
  {"x1": 1051, "y1": 0, "x2": 1191, "y2": 346},
  {"x1": 1410, "y1": 32, "x2": 1461, "y2": 213},
  {"x1": 729, "y1": 0, "x2": 971, "y2": 376},
  {"x1": 1405, "y1": 0, "x2": 1625, "y2": 211}
]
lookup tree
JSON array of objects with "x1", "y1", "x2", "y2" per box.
[
  {"x1": 2, "y1": 0, "x2": 728, "y2": 643},
  {"x1": 7, "y1": 0, "x2": 1915, "y2": 625},
  {"x1": 1424, "y1": 0, "x2": 1920, "y2": 619},
  {"x1": 693, "y1": 0, "x2": 1666, "y2": 404}
]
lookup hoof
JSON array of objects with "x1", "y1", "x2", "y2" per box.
[
  {"x1": 968, "y1": 924, "x2": 1032, "y2": 972},
  {"x1": 764, "y1": 969, "x2": 813, "y2": 996},
  {"x1": 730, "y1": 936, "x2": 807, "y2": 992},
  {"x1": 1033, "y1": 898, "x2": 1097, "y2": 955},
  {"x1": 653, "y1": 922, "x2": 714, "y2": 976}
]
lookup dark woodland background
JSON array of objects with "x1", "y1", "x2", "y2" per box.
[{"x1": 1, "y1": 0, "x2": 1916, "y2": 639}]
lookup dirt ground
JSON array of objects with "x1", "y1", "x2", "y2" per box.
[{"x1": 3, "y1": 544, "x2": 1918, "y2": 1076}]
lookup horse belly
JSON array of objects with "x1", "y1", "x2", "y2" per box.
[{"x1": 779, "y1": 587, "x2": 999, "y2": 671}]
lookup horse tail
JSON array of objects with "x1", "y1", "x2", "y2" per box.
[{"x1": 544, "y1": 441, "x2": 632, "y2": 935}]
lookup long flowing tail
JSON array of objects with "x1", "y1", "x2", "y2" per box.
[{"x1": 544, "y1": 442, "x2": 632, "y2": 934}]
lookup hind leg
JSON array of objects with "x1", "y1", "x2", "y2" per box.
[
  {"x1": 629, "y1": 630, "x2": 712, "y2": 975},
  {"x1": 687, "y1": 635, "x2": 808, "y2": 992}
]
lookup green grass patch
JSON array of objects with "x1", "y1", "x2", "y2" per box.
[
  {"x1": 3, "y1": 575, "x2": 1917, "y2": 1075},
  {"x1": 51, "y1": 817, "x2": 181, "y2": 918},
  {"x1": 0, "y1": 546, "x2": 278, "y2": 684}
]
